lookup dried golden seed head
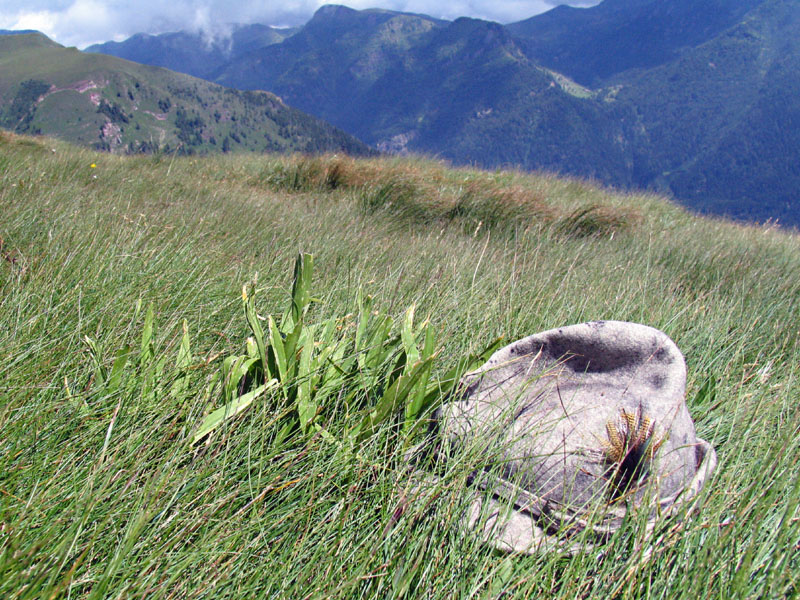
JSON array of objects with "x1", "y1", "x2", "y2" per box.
[
  {"x1": 603, "y1": 408, "x2": 664, "y2": 461},
  {"x1": 602, "y1": 407, "x2": 668, "y2": 499},
  {"x1": 604, "y1": 421, "x2": 626, "y2": 463}
]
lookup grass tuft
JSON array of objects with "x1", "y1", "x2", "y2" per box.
[{"x1": 555, "y1": 203, "x2": 638, "y2": 238}]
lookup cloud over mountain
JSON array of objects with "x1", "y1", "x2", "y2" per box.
[{"x1": 0, "y1": 0, "x2": 600, "y2": 48}]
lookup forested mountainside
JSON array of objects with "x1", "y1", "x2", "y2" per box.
[{"x1": 0, "y1": 32, "x2": 373, "y2": 156}]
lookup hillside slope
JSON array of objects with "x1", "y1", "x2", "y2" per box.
[
  {"x1": 351, "y1": 18, "x2": 633, "y2": 183},
  {"x1": 1, "y1": 131, "x2": 798, "y2": 598},
  {"x1": 0, "y1": 33, "x2": 373, "y2": 156}
]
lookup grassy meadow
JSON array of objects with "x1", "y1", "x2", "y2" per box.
[{"x1": 1, "y1": 131, "x2": 799, "y2": 598}]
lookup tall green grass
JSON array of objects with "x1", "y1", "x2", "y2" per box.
[{"x1": 1, "y1": 132, "x2": 798, "y2": 598}]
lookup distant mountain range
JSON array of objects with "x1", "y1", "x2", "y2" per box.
[
  {"x1": 0, "y1": 32, "x2": 373, "y2": 156},
  {"x1": 507, "y1": 0, "x2": 765, "y2": 87},
  {"x1": 17, "y1": 0, "x2": 800, "y2": 224},
  {"x1": 207, "y1": 8, "x2": 631, "y2": 185},
  {"x1": 85, "y1": 24, "x2": 298, "y2": 81},
  {"x1": 608, "y1": 0, "x2": 800, "y2": 219}
]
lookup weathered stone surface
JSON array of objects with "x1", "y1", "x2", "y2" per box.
[{"x1": 411, "y1": 321, "x2": 716, "y2": 554}]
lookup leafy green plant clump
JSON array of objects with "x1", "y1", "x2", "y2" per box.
[{"x1": 193, "y1": 253, "x2": 501, "y2": 447}]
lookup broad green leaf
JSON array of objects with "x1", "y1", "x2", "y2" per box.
[
  {"x1": 313, "y1": 342, "x2": 341, "y2": 390},
  {"x1": 192, "y1": 379, "x2": 278, "y2": 444},
  {"x1": 404, "y1": 324, "x2": 438, "y2": 431},
  {"x1": 107, "y1": 345, "x2": 132, "y2": 394},
  {"x1": 296, "y1": 329, "x2": 316, "y2": 433},
  {"x1": 400, "y1": 305, "x2": 419, "y2": 367},
  {"x1": 268, "y1": 315, "x2": 287, "y2": 382},
  {"x1": 243, "y1": 281, "x2": 269, "y2": 379},
  {"x1": 176, "y1": 320, "x2": 192, "y2": 369},
  {"x1": 355, "y1": 290, "x2": 373, "y2": 353},
  {"x1": 363, "y1": 317, "x2": 396, "y2": 371},
  {"x1": 222, "y1": 355, "x2": 260, "y2": 402},
  {"x1": 420, "y1": 321, "x2": 436, "y2": 360},
  {"x1": 280, "y1": 312, "x2": 296, "y2": 336},
  {"x1": 282, "y1": 320, "x2": 304, "y2": 374},
  {"x1": 290, "y1": 253, "x2": 314, "y2": 324},
  {"x1": 354, "y1": 356, "x2": 435, "y2": 444},
  {"x1": 416, "y1": 335, "x2": 505, "y2": 420},
  {"x1": 318, "y1": 316, "x2": 338, "y2": 344}
]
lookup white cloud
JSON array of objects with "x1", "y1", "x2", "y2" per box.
[
  {"x1": 1, "y1": 1, "x2": 136, "y2": 47},
  {"x1": 0, "y1": 0, "x2": 601, "y2": 48},
  {"x1": 1, "y1": 10, "x2": 59, "y2": 37}
]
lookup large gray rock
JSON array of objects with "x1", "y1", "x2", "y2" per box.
[{"x1": 407, "y1": 321, "x2": 716, "y2": 554}]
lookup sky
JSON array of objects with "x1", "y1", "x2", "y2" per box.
[{"x1": 0, "y1": 0, "x2": 601, "y2": 49}]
